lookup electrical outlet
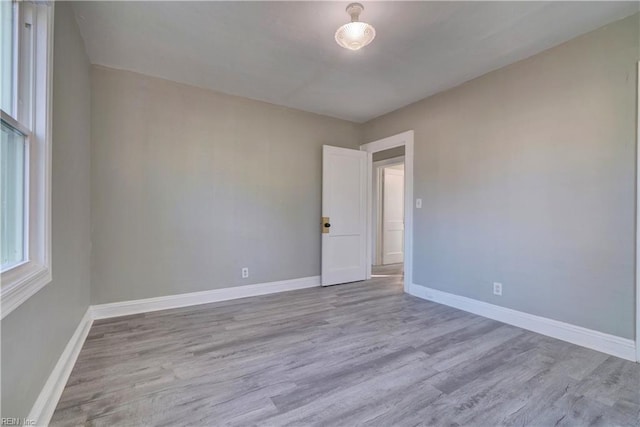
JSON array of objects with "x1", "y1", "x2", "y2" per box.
[
  {"x1": 493, "y1": 282, "x2": 502, "y2": 296},
  {"x1": 241, "y1": 267, "x2": 249, "y2": 279}
]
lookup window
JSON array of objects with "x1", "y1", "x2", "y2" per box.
[
  {"x1": 1, "y1": 1, "x2": 53, "y2": 318},
  {"x1": 1, "y1": 120, "x2": 26, "y2": 269}
]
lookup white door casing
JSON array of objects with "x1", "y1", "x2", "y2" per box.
[
  {"x1": 321, "y1": 145, "x2": 368, "y2": 286},
  {"x1": 382, "y1": 166, "x2": 404, "y2": 264},
  {"x1": 361, "y1": 130, "x2": 414, "y2": 293},
  {"x1": 636, "y1": 61, "x2": 639, "y2": 362}
]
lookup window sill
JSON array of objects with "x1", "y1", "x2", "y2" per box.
[{"x1": 1, "y1": 261, "x2": 52, "y2": 318}]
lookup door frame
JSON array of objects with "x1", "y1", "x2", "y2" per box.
[
  {"x1": 636, "y1": 61, "x2": 640, "y2": 362},
  {"x1": 361, "y1": 130, "x2": 414, "y2": 294},
  {"x1": 372, "y1": 156, "x2": 405, "y2": 266}
]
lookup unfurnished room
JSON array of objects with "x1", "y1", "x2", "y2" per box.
[{"x1": 1, "y1": 1, "x2": 640, "y2": 426}]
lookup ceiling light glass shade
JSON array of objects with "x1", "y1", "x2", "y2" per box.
[
  {"x1": 335, "y1": 3, "x2": 375, "y2": 51},
  {"x1": 335, "y1": 21, "x2": 376, "y2": 51}
]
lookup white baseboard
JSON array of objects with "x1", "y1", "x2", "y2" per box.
[
  {"x1": 28, "y1": 308, "x2": 94, "y2": 426},
  {"x1": 409, "y1": 283, "x2": 637, "y2": 362},
  {"x1": 90, "y1": 276, "x2": 320, "y2": 320}
]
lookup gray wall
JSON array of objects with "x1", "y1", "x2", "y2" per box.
[
  {"x1": 1, "y1": 2, "x2": 92, "y2": 418},
  {"x1": 90, "y1": 66, "x2": 361, "y2": 304},
  {"x1": 362, "y1": 14, "x2": 639, "y2": 339},
  {"x1": 372, "y1": 146, "x2": 405, "y2": 162}
]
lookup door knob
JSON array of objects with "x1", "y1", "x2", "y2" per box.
[{"x1": 324, "y1": 223, "x2": 331, "y2": 228}]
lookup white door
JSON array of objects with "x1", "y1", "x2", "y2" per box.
[
  {"x1": 382, "y1": 166, "x2": 404, "y2": 265},
  {"x1": 321, "y1": 145, "x2": 368, "y2": 286}
]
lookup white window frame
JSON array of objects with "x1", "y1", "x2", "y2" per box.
[{"x1": 1, "y1": 1, "x2": 53, "y2": 318}]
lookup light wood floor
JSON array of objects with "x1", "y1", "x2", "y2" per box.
[{"x1": 51, "y1": 264, "x2": 640, "y2": 426}]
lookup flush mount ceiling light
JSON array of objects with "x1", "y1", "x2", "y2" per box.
[{"x1": 335, "y1": 3, "x2": 376, "y2": 51}]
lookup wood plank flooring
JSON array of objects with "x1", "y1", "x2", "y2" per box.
[{"x1": 51, "y1": 264, "x2": 640, "y2": 426}]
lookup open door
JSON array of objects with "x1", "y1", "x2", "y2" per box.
[
  {"x1": 321, "y1": 145, "x2": 368, "y2": 286},
  {"x1": 382, "y1": 166, "x2": 404, "y2": 264}
]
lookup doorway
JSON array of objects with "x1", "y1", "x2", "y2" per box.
[
  {"x1": 360, "y1": 131, "x2": 414, "y2": 293},
  {"x1": 373, "y1": 154, "x2": 405, "y2": 265}
]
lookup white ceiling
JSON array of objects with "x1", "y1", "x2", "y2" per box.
[{"x1": 72, "y1": 1, "x2": 639, "y2": 123}]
